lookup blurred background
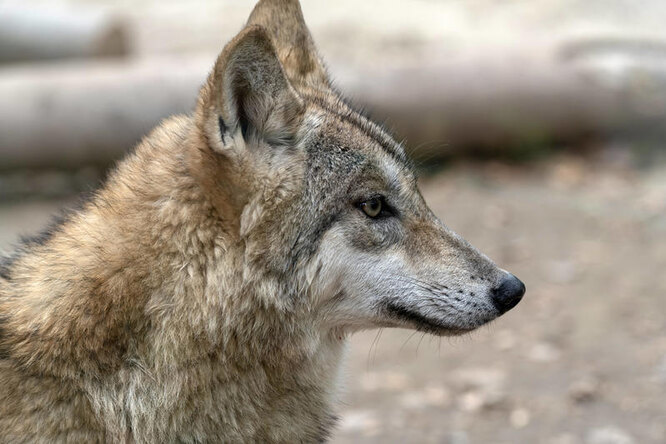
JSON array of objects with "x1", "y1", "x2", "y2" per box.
[{"x1": 0, "y1": 1, "x2": 665, "y2": 443}]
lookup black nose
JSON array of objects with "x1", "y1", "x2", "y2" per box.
[{"x1": 491, "y1": 273, "x2": 525, "y2": 314}]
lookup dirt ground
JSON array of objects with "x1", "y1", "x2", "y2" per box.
[{"x1": 0, "y1": 155, "x2": 665, "y2": 444}]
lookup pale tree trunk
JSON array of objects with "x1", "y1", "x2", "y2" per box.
[
  {"x1": 0, "y1": 7, "x2": 129, "y2": 63},
  {"x1": 0, "y1": 39, "x2": 664, "y2": 168}
]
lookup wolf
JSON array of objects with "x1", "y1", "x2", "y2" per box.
[{"x1": 0, "y1": 0, "x2": 525, "y2": 442}]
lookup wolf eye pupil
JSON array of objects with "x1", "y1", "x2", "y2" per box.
[{"x1": 361, "y1": 198, "x2": 382, "y2": 218}]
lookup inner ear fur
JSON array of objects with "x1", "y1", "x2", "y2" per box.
[{"x1": 196, "y1": 25, "x2": 305, "y2": 155}]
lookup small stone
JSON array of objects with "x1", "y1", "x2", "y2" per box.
[
  {"x1": 509, "y1": 407, "x2": 530, "y2": 429},
  {"x1": 458, "y1": 391, "x2": 484, "y2": 412},
  {"x1": 453, "y1": 367, "x2": 508, "y2": 412},
  {"x1": 383, "y1": 371, "x2": 410, "y2": 390},
  {"x1": 586, "y1": 426, "x2": 635, "y2": 444},
  {"x1": 451, "y1": 367, "x2": 506, "y2": 392},
  {"x1": 528, "y1": 342, "x2": 561, "y2": 362},
  {"x1": 399, "y1": 386, "x2": 451, "y2": 409},
  {"x1": 424, "y1": 385, "x2": 451, "y2": 407},
  {"x1": 338, "y1": 410, "x2": 379, "y2": 435},
  {"x1": 457, "y1": 389, "x2": 508, "y2": 412},
  {"x1": 568, "y1": 376, "x2": 600, "y2": 403}
]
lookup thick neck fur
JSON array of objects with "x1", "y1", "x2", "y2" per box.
[{"x1": 0, "y1": 115, "x2": 344, "y2": 442}]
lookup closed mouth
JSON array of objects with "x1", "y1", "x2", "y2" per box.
[{"x1": 382, "y1": 301, "x2": 481, "y2": 336}]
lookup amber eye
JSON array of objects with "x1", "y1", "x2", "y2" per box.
[{"x1": 360, "y1": 197, "x2": 382, "y2": 218}]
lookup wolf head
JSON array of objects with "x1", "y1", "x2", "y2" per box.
[{"x1": 193, "y1": 0, "x2": 524, "y2": 336}]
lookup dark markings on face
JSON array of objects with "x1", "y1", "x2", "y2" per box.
[
  {"x1": 286, "y1": 121, "x2": 412, "y2": 267},
  {"x1": 283, "y1": 136, "x2": 366, "y2": 266},
  {"x1": 381, "y1": 300, "x2": 444, "y2": 334},
  {"x1": 302, "y1": 93, "x2": 412, "y2": 169},
  {"x1": 259, "y1": 96, "x2": 419, "y2": 284},
  {"x1": 346, "y1": 214, "x2": 405, "y2": 253}
]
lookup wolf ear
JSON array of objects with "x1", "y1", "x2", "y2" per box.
[
  {"x1": 246, "y1": 0, "x2": 330, "y2": 90},
  {"x1": 197, "y1": 25, "x2": 305, "y2": 156}
]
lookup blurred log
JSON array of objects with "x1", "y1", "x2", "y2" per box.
[
  {"x1": 0, "y1": 58, "x2": 208, "y2": 169},
  {"x1": 0, "y1": 7, "x2": 130, "y2": 63},
  {"x1": 0, "y1": 44, "x2": 665, "y2": 169},
  {"x1": 332, "y1": 41, "x2": 666, "y2": 161}
]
